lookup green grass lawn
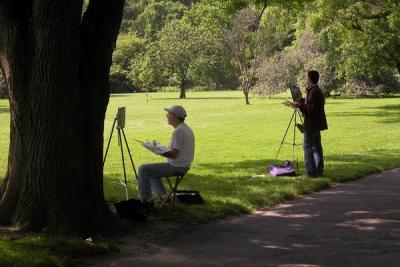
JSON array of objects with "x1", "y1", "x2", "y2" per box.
[{"x1": 0, "y1": 90, "x2": 399, "y2": 266}]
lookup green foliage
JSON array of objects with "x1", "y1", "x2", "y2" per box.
[
  {"x1": 110, "y1": 32, "x2": 146, "y2": 92},
  {"x1": 210, "y1": 0, "x2": 306, "y2": 17},
  {"x1": 129, "y1": 43, "x2": 167, "y2": 90},
  {"x1": 182, "y1": 2, "x2": 239, "y2": 89},
  {"x1": 112, "y1": 32, "x2": 146, "y2": 72},
  {"x1": 183, "y1": 1, "x2": 229, "y2": 34},
  {"x1": 132, "y1": 0, "x2": 187, "y2": 41},
  {"x1": 258, "y1": 6, "x2": 296, "y2": 56},
  {"x1": 153, "y1": 20, "x2": 212, "y2": 91},
  {"x1": 114, "y1": 0, "x2": 400, "y2": 96},
  {"x1": 306, "y1": 0, "x2": 400, "y2": 93},
  {"x1": 120, "y1": 0, "x2": 150, "y2": 33},
  {"x1": 223, "y1": 8, "x2": 273, "y2": 103}
]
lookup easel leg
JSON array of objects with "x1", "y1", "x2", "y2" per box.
[
  {"x1": 103, "y1": 118, "x2": 117, "y2": 166},
  {"x1": 121, "y1": 129, "x2": 138, "y2": 181},
  {"x1": 296, "y1": 109, "x2": 304, "y2": 173},
  {"x1": 103, "y1": 114, "x2": 139, "y2": 201},
  {"x1": 275, "y1": 110, "x2": 296, "y2": 161},
  {"x1": 293, "y1": 111, "x2": 297, "y2": 163},
  {"x1": 118, "y1": 128, "x2": 129, "y2": 200}
]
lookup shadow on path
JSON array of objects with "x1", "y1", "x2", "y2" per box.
[{"x1": 96, "y1": 168, "x2": 400, "y2": 267}]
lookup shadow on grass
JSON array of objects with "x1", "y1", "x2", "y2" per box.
[
  {"x1": 369, "y1": 104, "x2": 400, "y2": 123},
  {"x1": 190, "y1": 148, "x2": 400, "y2": 193},
  {"x1": 330, "y1": 95, "x2": 400, "y2": 99},
  {"x1": 0, "y1": 107, "x2": 10, "y2": 113},
  {"x1": 150, "y1": 97, "x2": 243, "y2": 100},
  {"x1": 324, "y1": 101, "x2": 347, "y2": 105},
  {"x1": 195, "y1": 159, "x2": 271, "y2": 175},
  {"x1": 110, "y1": 94, "x2": 132, "y2": 98},
  {"x1": 323, "y1": 149, "x2": 400, "y2": 182},
  {"x1": 329, "y1": 104, "x2": 400, "y2": 123},
  {"x1": 105, "y1": 149, "x2": 400, "y2": 226},
  {"x1": 372, "y1": 104, "x2": 400, "y2": 110}
]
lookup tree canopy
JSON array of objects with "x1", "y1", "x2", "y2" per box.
[{"x1": 111, "y1": 0, "x2": 400, "y2": 99}]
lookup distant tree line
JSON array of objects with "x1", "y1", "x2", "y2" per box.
[
  {"x1": 1, "y1": 1, "x2": 398, "y2": 101},
  {"x1": 92, "y1": 0, "x2": 400, "y2": 102}
]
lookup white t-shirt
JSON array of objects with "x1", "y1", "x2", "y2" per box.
[{"x1": 167, "y1": 122, "x2": 195, "y2": 167}]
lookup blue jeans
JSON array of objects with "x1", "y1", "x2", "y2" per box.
[
  {"x1": 303, "y1": 130, "x2": 324, "y2": 175},
  {"x1": 138, "y1": 163, "x2": 188, "y2": 201}
]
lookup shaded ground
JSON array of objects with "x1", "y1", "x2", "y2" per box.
[{"x1": 93, "y1": 168, "x2": 400, "y2": 267}]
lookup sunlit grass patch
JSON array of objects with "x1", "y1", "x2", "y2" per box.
[{"x1": 0, "y1": 91, "x2": 399, "y2": 266}]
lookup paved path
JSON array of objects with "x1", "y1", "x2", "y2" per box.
[{"x1": 97, "y1": 168, "x2": 400, "y2": 267}]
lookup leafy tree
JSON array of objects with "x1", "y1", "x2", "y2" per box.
[
  {"x1": 258, "y1": 6, "x2": 296, "y2": 56},
  {"x1": 183, "y1": 2, "x2": 236, "y2": 89},
  {"x1": 174, "y1": 0, "x2": 199, "y2": 7},
  {"x1": 129, "y1": 44, "x2": 167, "y2": 90},
  {"x1": 183, "y1": 1, "x2": 229, "y2": 35},
  {"x1": 256, "y1": 29, "x2": 338, "y2": 96},
  {"x1": 113, "y1": 30, "x2": 146, "y2": 70},
  {"x1": 154, "y1": 20, "x2": 206, "y2": 98},
  {"x1": 212, "y1": 0, "x2": 306, "y2": 18},
  {"x1": 257, "y1": 0, "x2": 400, "y2": 96},
  {"x1": 120, "y1": 0, "x2": 150, "y2": 33},
  {"x1": 223, "y1": 8, "x2": 268, "y2": 104},
  {"x1": 308, "y1": 0, "x2": 400, "y2": 93},
  {"x1": 0, "y1": 0, "x2": 124, "y2": 234},
  {"x1": 133, "y1": 0, "x2": 187, "y2": 41},
  {"x1": 110, "y1": 31, "x2": 146, "y2": 92}
]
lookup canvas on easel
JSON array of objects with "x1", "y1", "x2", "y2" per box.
[{"x1": 289, "y1": 85, "x2": 300, "y2": 101}]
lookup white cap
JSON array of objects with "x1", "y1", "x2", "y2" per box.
[{"x1": 164, "y1": 105, "x2": 187, "y2": 119}]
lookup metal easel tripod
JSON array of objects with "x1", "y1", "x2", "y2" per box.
[
  {"x1": 103, "y1": 107, "x2": 138, "y2": 200},
  {"x1": 274, "y1": 107, "x2": 304, "y2": 172}
]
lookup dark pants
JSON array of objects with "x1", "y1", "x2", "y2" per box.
[{"x1": 303, "y1": 130, "x2": 324, "y2": 175}]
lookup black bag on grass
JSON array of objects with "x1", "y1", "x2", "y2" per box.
[
  {"x1": 114, "y1": 199, "x2": 149, "y2": 222},
  {"x1": 175, "y1": 190, "x2": 204, "y2": 204}
]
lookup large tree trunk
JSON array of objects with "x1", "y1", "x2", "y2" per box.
[{"x1": 0, "y1": 0, "x2": 125, "y2": 235}]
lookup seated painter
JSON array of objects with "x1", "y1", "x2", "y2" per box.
[{"x1": 138, "y1": 105, "x2": 195, "y2": 206}]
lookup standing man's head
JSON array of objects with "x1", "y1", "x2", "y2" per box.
[
  {"x1": 164, "y1": 105, "x2": 187, "y2": 128},
  {"x1": 306, "y1": 70, "x2": 319, "y2": 87}
]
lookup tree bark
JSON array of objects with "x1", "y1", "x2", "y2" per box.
[
  {"x1": 0, "y1": 0, "x2": 125, "y2": 235},
  {"x1": 243, "y1": 90, "x2": 250, "y2": 105},
  {"x1": 242, "y1": 74, "x2": 251, "y2": 105},
  {"x1": 242, "y1": 79, "x2": 250, "y2": 105},
  {"x1": 258, "y1": 0, "x2": 268, "y2": 21},
  {"x1": 179, "y1": 79, "x2": 186, "y2": 99}
]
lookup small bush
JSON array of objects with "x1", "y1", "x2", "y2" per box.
[
  {"x1": 109, "y1": 72, "x2": 140, "y2": 93},
  {"x1": 343, "y1": 72, "x2": 400, "y2": 96}
]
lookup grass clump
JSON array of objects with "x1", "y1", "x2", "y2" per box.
[{"x1": 0, "y1": 234, "x2": 116, "y2": 267}]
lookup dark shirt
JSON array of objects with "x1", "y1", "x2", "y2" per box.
[{"x1": 299, "y1": 84, "x2": 328, "y2": 131}]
